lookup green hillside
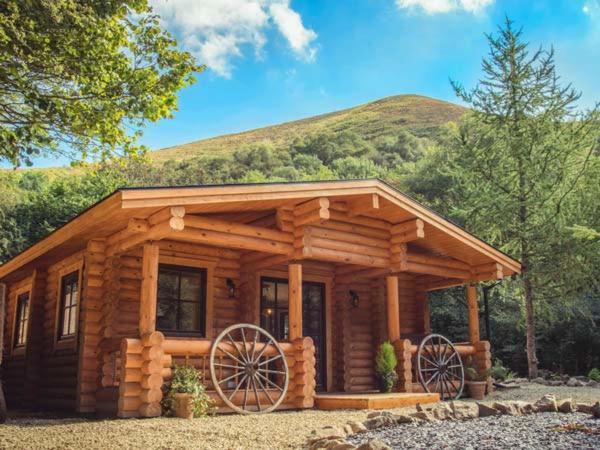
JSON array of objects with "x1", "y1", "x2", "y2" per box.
[{"x1": 151, "y1": 94, "x2": 466, "y2": 162}]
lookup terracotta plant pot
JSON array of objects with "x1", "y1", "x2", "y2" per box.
[
  {"x1": 466, "y1": 381, "x2": 487, "y2": 400},
  {"x1": 174, "y1": 393, "x2": 194, "y2": 419}
]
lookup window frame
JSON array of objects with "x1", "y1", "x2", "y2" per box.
[
  {"x1": 11, "y1": 284, "x2": 32, "y2": 355},
  {"x1": 53, "y1": 260, "x2": 83, "y2": 351},
  {"x1": 156, "y1": 263, "x2": 208, "y2": 338},
  {"x1": 13, "y1": 291, "x2": 30, "y2": 349},
  {"x1": 58, "y1": 270, "x2": 80, "y2": 340}
]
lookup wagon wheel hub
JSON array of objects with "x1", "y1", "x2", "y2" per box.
[
  {"x1": 209, "y1": 323, "x2": 289, "y2": 415},
  {"x1": 416, "y1": 333, "x2": 464, "y2": 401}
]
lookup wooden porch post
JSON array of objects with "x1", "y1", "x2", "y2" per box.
[
  {"x1": 139, "y1": 243, "x2": 159, "y2": 336},
  {"x1": 467, "y1": 284, "x2": 480, "y2": 344},
  {"x1": 288, "y1": 263, "x2": 303, "y2": 340},
  {"x1": 386, "y1": 276, "x2": 400, "y2": 342}
]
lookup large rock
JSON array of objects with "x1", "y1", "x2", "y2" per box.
[
  {"x1": 477, "y1": 402, "x2": 501, "y2": 417},
  {"x1": 566, "y1": 377, "x2": 586, "y2": 387},
  {"x1": 394, "y1": 413, "x2": 416, "y2": 424},
  {"x1": 410, "y1": 410, "x2": 437, "y2": 422},
  {"x1": 430, "y1": 402, "x2": 454, "y2": 420},
  {"x1": 534, "y1": 394, "x2": 558, "y2": 412},
  {"x1": 557, "y1": 398, "x2": 576, "y2": 413},
  {"x1": 577, "y1": 403, "x2": 594, "y2": 414},
  {"x1": 492, "y1": 401, "x2": 533, "y2": 416},
  {"x1": 592, "y1": 402, "x2": 600, "y2": 419},
  {"x1": 366, "y1": 411, "x2": 393, "y2": 419},
  {"x1": 356, "y1": 439, "x2": 392, "y2": 450},
  {"x1": 363, "y1": 416, "x2": 396, "y2": 430},
  {"x1": 588, "y1": 380, "x2": 600, "y2": 388},
  {"x1": 346, "y1": 420, "x2": 367, "y2": 434},
  {"x1": 308, "y1": 426, "x2": 346, "y2": 444},
  {"x1": 532, "y1": 377, "x2": 546, "y2": 385},
  {"x1": 450, "y1": 401, "x2": 479, "y2": 420}
]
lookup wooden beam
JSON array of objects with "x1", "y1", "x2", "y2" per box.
[
  {"x1": 148, "y1": 206, "x2": 185, "y2": 227},
  {"x1": 347, "y1": 193, "x2": 380, "y2": 217},
  {"x1": 106, "y1": 217, "x2": 183, "y2": 257},
  {"x1": 139, "y1": 243, "x2": 159, "y2": 335},
  {"x1": 185, "y1": 215, "x2": 293, "y2": 243},
  {"x1": 466, "y1": 285, "x2": 480, "y2": 344},
  {"x1": 293, "y1": 198, "x2": 330, "y2": 227},
  {"x1": 391, "y1": 218, "x2": 425, "y2": 244},
  {"x1": 386, "y1": 276, "x2": 400, "y2": 342},
  {"x1": 288, "y1": 264, "x2": 303, "y2": 340},
  {"x1": 174, "y1": 228, "x2": 293, "y2": 255}
]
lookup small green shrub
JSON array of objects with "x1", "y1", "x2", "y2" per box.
[
  {"x1": 375, "y1": 341, "x2": 398, "y2": 392},
  {"x1": 490, "y1": 359, "x2": 517, "y2": 381},
  {"x1": 465, "y1": 357, "x2": 490, "y2": 382},
  {"x1": 162, "y1": 365, "x2": 214, "y2": 417},
  {"x1": 588, "y1": 368, "x2": 600, "y2": 382}
]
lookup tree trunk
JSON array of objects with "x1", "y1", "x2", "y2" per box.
[{"x1": 522, "y1": 257, "x2": 538, "y2": 379}]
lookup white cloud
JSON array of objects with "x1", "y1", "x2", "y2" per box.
[
  {"x1": 583, "y1": 0, "x2": 600, "y2": 18},
  {"x1": 395, "y1": 0, "x2": 494, "y2": 14},
  {"x1": 149, "y1": 0, "x2": 317, "y2": 78}
]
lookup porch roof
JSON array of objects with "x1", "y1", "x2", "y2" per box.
[{"x1": 0, "y1": 179, "x2": 521, "y2": 283}]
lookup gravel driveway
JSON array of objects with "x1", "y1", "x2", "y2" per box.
[{"x1": 0, "y1": 384, "x2": 598, "y2": 450}]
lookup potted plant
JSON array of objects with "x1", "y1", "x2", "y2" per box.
[
  {"x1": 465, "y1": 365, "x2": 490, "y2": 400},
  {"x1": 375, "y1": 341, "x2": 398, "y2": 393},
  {"x1": 163, "y1": 365, "x2": 214, "y2": 419}
]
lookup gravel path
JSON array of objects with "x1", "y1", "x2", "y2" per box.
[
  {"x1": 0, "y1": 384, "x2": 598, "y2": 450},
  {"x1": 347, "y1": 413, "x2": 600, "y2": 450}
]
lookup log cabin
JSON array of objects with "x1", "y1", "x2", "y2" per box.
[{"x1": 0, "y1": 179, "x2": 520, "y2": 416}]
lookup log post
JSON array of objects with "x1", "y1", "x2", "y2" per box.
[
  {"x1": 288, "y1": 263, "x2": 303, "y2": 341},
  {"x1": 466, "y1": 285, "x2": 480, "y2": 344},
  {"x1": 386, "y1": 276, "x2": 400, "y2": 342},
  {"x1": 139, "y1": 243, "x2": 159, "y2": 336}
]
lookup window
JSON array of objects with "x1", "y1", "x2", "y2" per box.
[
  {"x1": 157, "y1": 264, "x2": 206, "y2": 336},
  {"x1": 58, "y1": 271, "x2": 79, "y2": 339},
  {"x1": 14, "y1": 292, "x2": 30, "y2": 348}
]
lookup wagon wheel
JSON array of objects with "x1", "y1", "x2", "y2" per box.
[
  {"x1": 416, "y1": 334, "x2": 464, "y2": 401},
  {"x1": 209, "y1": 323, "x2": 289, "y2": 414}
]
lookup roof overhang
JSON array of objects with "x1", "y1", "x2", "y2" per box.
[{"x1": 0, "y1": 179, "x2": 521, "y2": 282}]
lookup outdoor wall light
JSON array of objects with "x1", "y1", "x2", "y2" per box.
[
  {"x1": 349, "y1": 290, "x2": 360, "y2": 308},
  {"x1": 226, "y1": 278, "x2": 236, "y2": 298}
]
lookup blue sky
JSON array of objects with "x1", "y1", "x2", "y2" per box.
[{"x1": 22, "y1": 0, "x2": 600, "y2": 167}]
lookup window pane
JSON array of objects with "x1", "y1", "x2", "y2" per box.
[
  {"x1": 180, "y1": 273, "x2": 202, "y2": 301},
  {"x1": 157, "y1": 297, "x2": 177, "y2": 330},
  {"x1": 69, "y1": 306, "x2": 77, "y2": 335},
  {"x1": 276, "y1": 282, "x2": 288, "y2": 307},
  {"x1": 261, "y1": 281, "x2": 276, "y2": 307},
  {"x1": 158, "y1": 270, "x2": 178, "y2": 299},
  {"x1": 70, "y1": 287, "x2": 78, "y2": 307},
  {"x1": 179, "y1": 301, "x2": 202, "y2": 332},
  {"x1": 62, "y1": 308, "x2": 70, "y2": 336}
]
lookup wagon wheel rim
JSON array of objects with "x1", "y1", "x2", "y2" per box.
[
  {"x1": 416, "y1": 333, "x2": 464, "y2": 401},
  {"x1": 209, "y1": 323, "x2": 289, "y2": 414}
]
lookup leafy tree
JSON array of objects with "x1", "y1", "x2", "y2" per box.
[
  {"x1": 445, "y1": 18, "x2": 600, "y2": 377},
  {"x1": 0, "y1": 0, "x2": 200, "y2": 167}
]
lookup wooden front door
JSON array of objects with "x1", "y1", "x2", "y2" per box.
[{"x1": 260, "y1": 277, "x2": 327, "y2": 391}]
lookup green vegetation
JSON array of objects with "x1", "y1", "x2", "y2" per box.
[
  {"x1": 588, "y1": 368, "x2": 600, "y2": 382},
  {"x1": 490, "y1": 359, "x2": 517, "y2": 382},
  {"x1": 0, "y1": 0, "x2": 199, "y2": 167},
  {"x1": 375, "y1": 341, "x2": 398, "y2": 392},
  {"x1": 162, "y1": 365, "x2": 213, "y2": 417}
]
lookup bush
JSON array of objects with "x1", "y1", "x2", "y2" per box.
[
  {"x1": 490, "y1": 359, "x2": 517, "y2": 381},
  {"x1": 375, "y1": 341, "x2": 398, "y2": 392},
  {"x1": 588, "y1": 368, "x2": 600, "y2": 382},
  {"x1": 465, "y1": 356, "x2": 491, "y2": 382},
  {"x1": 162, "y1": 365, "x2": 214, "y2": 417}
]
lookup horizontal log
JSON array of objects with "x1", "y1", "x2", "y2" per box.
[
  {"x1": 174, "y1": 228, "x2": 293, "y2": 255},
  {"x1": 185, "y1": 215, "x2": 293, "y2": 243},
  {"x1": 303, "y1": 245, "x2": 389, "y2": 268}
]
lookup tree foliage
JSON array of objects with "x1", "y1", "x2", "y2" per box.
[{"x1": 0, "y1": 0, "x2": 200, "y2": 166}]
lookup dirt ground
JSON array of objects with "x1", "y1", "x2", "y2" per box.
[{"x1": 0, "y1": 384, "x2": 598, "y2": 450}]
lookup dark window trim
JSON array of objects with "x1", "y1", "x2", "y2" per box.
[
  {"x1": 58, "y1": 270, "x2": 79, "y2": 340},
  {"x1": 157, "y1": 264, "x2": 207, "y2": 337},
  {"x1": 14, "y1": 291, "x2": 30, "y2": 348}
]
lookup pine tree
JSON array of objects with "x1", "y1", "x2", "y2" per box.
[{"x1": 449, "y1": 18, "x2": 600, "y2": 378}]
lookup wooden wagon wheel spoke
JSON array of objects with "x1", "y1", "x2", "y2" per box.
[
  {"x1": 210, "y1": 324, "x2": 289, "y2": 415},
  {"x1": 257, "y1": 354, "x2": 283, "y2": 367},
  {"x1": 256, "y1": 371, "x2": 285, "y2": 391},
  {"x1": 417, "y1": 334, "x2": 464, "y2": 401},
  {"x1": 217, "y1": 344, "x2": 246, "y2": 366},
  {"x1": 227, "y1": 374, "x2": 248, "y2": 402},
  {"x1": 254, "y1": 374, "x2": 276, "y2": 405}
]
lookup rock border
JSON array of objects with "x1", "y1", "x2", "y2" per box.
[{"x1": 305, "y1": 395, "x2": 600, "y2": 450}]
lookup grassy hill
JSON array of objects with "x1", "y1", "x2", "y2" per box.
[{"x1": 151, "y1": 94, "x2": 466, "y2": 162}]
